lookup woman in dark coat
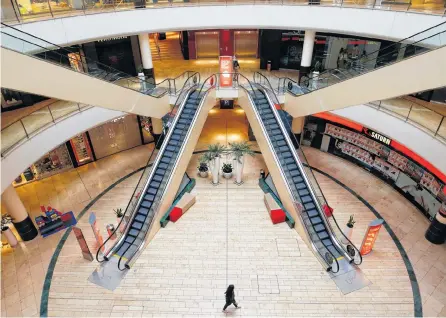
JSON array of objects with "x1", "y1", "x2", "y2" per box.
[{"x1": 222, "y1": 284, "x2": 240, "y2": 312}]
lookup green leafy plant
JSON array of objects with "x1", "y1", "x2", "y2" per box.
[
  {"x1": 222, "y1": 163, "x2": 233, "y2": 173},
  {"x1": 229, "y1": 141, "x2": 255, "y2": 163},
  {"x1": 208, "y1": 143, "x2": 227, "y2": 158},
  {"x1": 1, "y1": 214, "x2": 13, "y2": 231},
  {"x1": 346, "y1": 215, "x2": 356, "y2": 228},
  {"x1": 198, "y1": 162, "x2": 208, "y2": 172},
  {"x1": 114, "y1": 208, "x2": 124, "y2": 218}
]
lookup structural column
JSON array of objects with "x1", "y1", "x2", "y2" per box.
[
  {"x1": 299, "y1": 30, "x2": 316, "y2": 83},
  {"x1": 425, "y1": 204, "x2": 446, "y2": 244},
  {"x1": 138, "y1": 34, "x2": 155, "y2": 85},
  {"x1": 151, "y1": 118, "x2": 164, "y2": 149},
  {"x1": 291, "y1": 117, "x2": 305, "y2": 148},
  {"x1": 1, "y1": 185, "x2": 38, "y2": 241}
]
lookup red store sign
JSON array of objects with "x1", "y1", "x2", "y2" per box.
[
  {"x1": 219, "y1": 56, "x2": 234, "y2": 88},
  {"x1": 360, "y1": 219, "x2": 384, "y2": 256}
]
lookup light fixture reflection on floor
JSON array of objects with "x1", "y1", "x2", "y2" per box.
[
  {"x1": 235, "y1": 109, "x2": 245, "y2": 114},
  {"x1": 209, "y1": 109, "x2": 217, "y2": 114}
]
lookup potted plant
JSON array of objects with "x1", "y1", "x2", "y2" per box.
[
  {"x1": 342, "y1": 215, "x2": 355, "y2": 244},
  {"x1": 1, "y1": 214, "x2": 18, "y2": 247},
  {"x1": 208, "y1": 143, "x2": 227, "y2": 185},
  {"x1": 114, "y1": 208, "x2": 126, "y2": 233},
  {"x1": 222, "y1": 163, "x2": 233, "y2": 179},
  {"x1": 229, "y1": 141, "x2": 255, "y2": 185},
  {"x1": 197, "y1": 154, "x2": 210, "y2": 178}
]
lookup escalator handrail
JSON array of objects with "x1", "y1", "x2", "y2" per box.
[
  {"x1": 0, "y1": 22, "x2": 172, "y2": 93},
  {"x1": 255, "y1": 88, "x2": 343, "y2": 272},
  {"x1": 1, "y1": 31, "x2": 170, "y2": 98},
  {"x1": 122, "y1": 75, "x2": 216, "y2": 270},
  {"x1": 253, "y1": 71, "x2": 362, "y2": 265},
  {"x1": 117, "y1": 84, "x2": 199, "y2": 271},
  {"x1": 302, "y1": 23, "x2": 446, "y2": 90},
  {"x1": 96, "y1": 71, "x2": 200, "y2": 263},
  {"x1": 236, "y1": 73, "x2": 338, "y2": 272}
]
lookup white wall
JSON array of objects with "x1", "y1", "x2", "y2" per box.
[
  {"x1": 1, "y1": 107, "x2": 125, "y2": 193},
  {"x1": 3, "y1": 6, "x2": 445, "y2": 47},
  {"x1": 332, "y1": 105, "x2": 446, "y2": 175}
]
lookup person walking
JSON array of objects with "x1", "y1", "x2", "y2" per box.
[{"x1": 222, "y1": 284, "x2": 240, "y2": 312}]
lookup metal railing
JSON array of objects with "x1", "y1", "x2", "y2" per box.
[
  {"x1": 0, "y1": 22, "x2": 172, "y2": 97},
  {"x1": 1, "y1": 100, "x2": 91, "y2": 157},
  {"x1": 369, "y1": 97, "x2": 446, "y2": 142},
  {"x1": 96, "y1": 71, "x2": 199, "y2": 266},
  {"x1": 2, "y1": 0, "x2": 445, "y2": 25},
  {"x1": 300, "y1": 21, "x2": 446, "y2": 93},
  {"x1": 253, "y1": 71, "x2": 363, "y2": 266}
]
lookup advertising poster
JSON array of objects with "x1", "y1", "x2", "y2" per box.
[
  {"x1": 360, "y1": 219, "x2": 384, "y2": 256},
  {"x1": 72, "y1": 226, "x2": 94, "y2": 261},
  {"x1": 373, "y1": 157, "x2": 400, "y2": 181},
  {"x1": 219, "y1": 56, "x2": 234, "y2": 87},
  {"x1": 420, "y1": 171, "x2": 441, "y2": 196},
  {"x1": 89, "y1": 212, "x2": 105, "y2": 252},
  {"x1": 404, "y1": 161, "x2": 424, "y2": 182}
]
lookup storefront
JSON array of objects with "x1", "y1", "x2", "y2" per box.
[
  {"x1": 81, "y1": 35, "x2": 142, "y2": 76},
  {"x1": 195, "y1": 31, "x2": 220, "y2": 59},
  {"x1": 303, "y1": 115, "x2": 446, "y2": 220},
  {"x1": 68, "y1": 133, "x2": 94, "y2": 166},
  {"x1": 13, "y1": 144, "x2": 74, "y2": 187},
  {"x1": 234, "y1": 30, "x2": 258, "y2": 58},
  {"x1": 87, "y1": 114, "x2": 142, "y2": 159},
  {"x1": 139, "y1": 116, "x2": 155, "y2": 144}
]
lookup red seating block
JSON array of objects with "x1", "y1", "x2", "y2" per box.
[
  {"x1": 169, "y1": 207, "x2": 183, "y2": 222},
  {"x1": 323, "y1": 205, "x2": 333, "y2": 218},
  {"x1": 270, "y1": 209, "x2": 286, "y2": 224}
]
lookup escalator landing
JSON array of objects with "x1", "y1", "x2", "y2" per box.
[
  {"x1": 329, "y1": 258, "x2": 371, "y2": 294},
  {"x1": 88, "y1": 256, "x2": 129, "y2": 291}
]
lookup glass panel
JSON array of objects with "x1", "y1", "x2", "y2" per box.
[
  {"x1": 1, "y1": 121, "x2": 28, "y2": 154},
  {"x1": 408, "y1": 103, "x2": 444, "y2": 134},
  {"x1": 437, "y1": 118, "x2": 446, "y2": 141},
  {"x1": 379, "y1": 98, "x2": 411, "y2": 119},
  {"x1": 20, "y1": 106, "x2": 53, "y2": 135},
  {"x1": 48, "y1": 100, "x2": 80, "y2": 120}
]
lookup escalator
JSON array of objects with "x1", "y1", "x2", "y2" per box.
[
  {"x1": 257, "y1": 22, "x2": 446, "y2": 118},
  {"x1": 238, "y1": 75, "x2": 362, "y2": 272},
  {"x1": 97, "y1": 74, "x2": 214, "y2": 270},
  {"x1": 0, "y1": 23, "x2": 179, "y2": 118}
]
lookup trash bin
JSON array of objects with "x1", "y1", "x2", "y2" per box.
[
  {"x1": 267, "y1": 60, "x2": 272, "y2": 72},
  {"x1": 106, "y1": 224, "x2": 116, "y2": 239}
]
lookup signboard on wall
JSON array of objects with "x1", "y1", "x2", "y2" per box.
[
  {"x1": 360, "y1": 219, "x2": 384, "y2": 256},
  {"x1": 363, "y1": 127, "x2": 391, "y2": 146},
  {"x1": 219, "y1": 56, "x2": 234, "y2": 87}
]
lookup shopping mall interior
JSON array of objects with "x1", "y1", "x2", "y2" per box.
[{"x1": 1, "y1": 2, "x2": 446, "y2": 317}]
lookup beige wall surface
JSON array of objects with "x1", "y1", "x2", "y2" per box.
[
  {"x1": 1, "y1": 48, "x2": 171, "y2": 118},
  {"x1": 285, "y1": 46, "x2": 446, "y2": 118}
]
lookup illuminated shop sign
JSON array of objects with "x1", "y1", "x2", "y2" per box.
[
  {"x1": 219, "y1": 56, "x2": 234, "y2": 88},
  {"x1": 363, "y1": 128, "x2": 391, "y2": 145},
  {"x1": 360, "y1": 219, "x2": 384, "y2": 256}
]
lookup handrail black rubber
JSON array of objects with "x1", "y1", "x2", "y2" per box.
[
  {"x1": 253, "y1": 71, "x2": 362, "y2": 267},
  {"x1": 95, "y1": 72, "x2": 200, "y2": 264}
]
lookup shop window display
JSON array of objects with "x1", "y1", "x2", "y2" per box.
[
  {"x1": 13, "y1": 144, "x2": 74, "y2": 187},
  {"x1": 140, "y1": 116, "x2": 155, "y2": 144},
  {"x1": 70, "y1": 133, "x2": 94, "y2": 166},
  {"x1": 305, "y1": 118, "x2": 446, "y2": 220}
]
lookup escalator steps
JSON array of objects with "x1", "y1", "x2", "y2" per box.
[
  {"x1": 140, "y1": 200, "x2": 152, "y2": 210},
  {"x1": 318, "y1": 231, "x2": 329, "y2": 240},
  {"x1": 132, "y1": 221, "x2": 143, "y2": 230},
  {"x1": 298, "y1": 189, "x2": 310, "y2": 196},
  {"x1": 147, "y1": 187, "x2": 157, "y2": 195},
  {"x1": 129, "y1": 229, "x2": 139, "y2": 237},
  {"x1": 305, "y1": 202, "x2": 316, "y2": 210},
  {"x1": 314, "y1": 224, "x2": 325, "y2": 232},
  {"x1": 293, "y1": 176, "x2": 304, "y2": 183},
  {"x1": 116, "y1": 242, "x2": 130, "y2": 256},
  {"x1": 151, "y1": 181, "x2": 161, "y2": 189},
  {"x1": 282, "y1": 151, "x2": 293, "y2": 159},
  {"x1": 138, "y1": 208, "x2": 149, "y2": 216},
  {"x1": 153, "y1": 175, "x2": 163, "y2": 183},
  {"x1": 125, "y1": 236, "x2": 136, "y2": 244},
  {"x1": 156, "y1": 168, "x2": 166, "y2": 176},
  {"x1": 301, "y1": 195, "x2": 312, "y2": 204},
  {"x1": 143, "y1": 194, "x2": 154, "y2": 202},
  {"x1": 289, "y1": 169, "x2": 300, "y2": 178},
  {"x1": 161, "y1": 157, "x2": 171, "y2": 164},
  {"x1": 307, "y1": 209, "x2": 319, "y2": 218},
  {"x1": 135, "y1": 214, "x2": 146, "y2": 223},
  {"x1": 296, "y1": 183, "x2": 307, "y2": 190},
  {"x1": 311, "y1": 216, "x2": 323, "y2": 225}
]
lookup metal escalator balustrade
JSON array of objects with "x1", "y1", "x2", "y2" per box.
[
  {"x1": 0, "y1": 23, "x2": 189, "y2": 98},
  {"x1": 252, "y1": 71, "x2": 363, "y2": 267},
  {"x1": 272, "y1": 22, "x2": 446, "y2": 94},
  {"x1": 95, "y1": 72, "x2": 200, "y2": 267}
]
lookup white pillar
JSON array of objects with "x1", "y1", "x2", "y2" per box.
[
  {"x1": 2, "y1": 185, "x2": 28, "y2": 223},
  {"x1": 1, "y1": 185, "x2": 38, "y2": 241},
  {"x1": 300, "y1": 30, "x2": 316, "y2": 81},
  {"x1": 138, "y1": 33, "x2": 153, "y2": 71}
]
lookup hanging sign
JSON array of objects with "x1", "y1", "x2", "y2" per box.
[
  {"x1": 89, "y1": 212, "x2": 105, "y2": 252},
  {"x1": 72, "y1": 227, "x2": 94, "y2": 261},
  {"x1": 360, "y1": 219, "x2": 384, "y2": 255},
  {"x1": 219, "y1": 56, "x2": 234, "y2": 88}
]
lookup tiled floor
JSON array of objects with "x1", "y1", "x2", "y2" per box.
[{"x1": 1, "y1": 108, "x2": 445, "y2": 317}]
